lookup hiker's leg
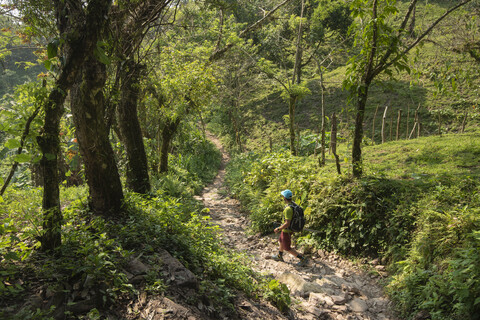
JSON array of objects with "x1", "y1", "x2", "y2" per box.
[
  {"x1": 287, "y1": 248, "x2": 299, "y2": 257},
  {"x1": 280, "y1": 232, "x2": 292, "y2": 253}
]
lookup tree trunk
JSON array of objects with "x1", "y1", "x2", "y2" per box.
[
  {"x1": 293, "y1": 0, "x2": 304, "y2": 85},
  {"x1": 408, "y1": 5, "x2": 416, "y2": 37},
  {"x1": 37, "y1": 88, "x2": 65, "y2": 251},
  {"x1": 117, "y1": 59, "x2": 150, "y2": 194},
  {"x1": 287, "y1": 0, "x2": 304, "y2": 157},
  {"x1": 289, "y1": 95, "x2": 297, "y2": 156},
  {"x1": 319, "y1": 72, "x2": 326, "y2": 166},
  {"x1": 72, "y1": 56, "x2": 124, "y2": 215},
  {"x1": 159, "y1": 118, "x2": 181, "y2": 173},
  {"x1": 352, "y1": 82, "x2": 370, "y2": 177},
  {"x1": 229, "y1": 101, "x2": 244, "y2": 153},
  {"x1": 331, "y1": 112, "x2": 341, "y2": 175},
  {"x1": 353, "y1": 0, "x2": 376, "y2": 178}
]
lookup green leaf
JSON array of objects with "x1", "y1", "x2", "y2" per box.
[
  {"x1": 5, "y1": 139, "x2": 21, "y2": 149},
  {"x1": 47, "y1": 42, "x2": 58, "y2": 59},
  {"x1": 94, "y1": 42, "x2": 111, "y2": 65},
  {"x1": 13, "y1": 153, "x2": 30, "y2": 163},
  {"x1": 45, "y1": 153, "x2": 56, "y2": 160},
  {"x1": 47, "y1": 44, "x2": 57, "y2": 60},
  {"x1": 0, "y1": 147, "x2": 8, "y2": 158},
  {"x1": 33, "y1": 155, "x2": 42, "y2": 163},
  {"x1": 44, "y1": 59, "x2": 52, "y2": 71}
]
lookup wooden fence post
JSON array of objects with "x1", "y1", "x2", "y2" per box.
[
  {"x1": 390, "y1": 112, "x2": 394, "y2": 141},
  {"x1": 396, "y1": 109, "x2": 402, "y2": 140},
  {"x1": 438, "y1": 112, "x2": 442, "y2": 136},
  {"x1": 381, "y1": 106, "x2": 388, "y2": 144},
  {"x1": 372, "y1": 105, "x2": 380, "y2": 144},
  {"x1": 406, "y1": 105, "x2": 410, "y2": 139},
  {"x1": 417, "y1": 112, "x2": 421, "y2": 138},
  {"x1": 409, "y1": 105, "x2": 420, "y2": 139},
  {"x1": 460, "y1": 111, "x2": 468, "y2": 133}
]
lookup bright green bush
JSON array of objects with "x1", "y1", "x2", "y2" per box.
[
  {"x1": 225, "y1": 151, "x2": 318, "y2": 234},
  {"x1": 153, "y1": 133, "x2": 221, "y2": 198},
  {"x1": 307, "y1": 176, "x2": 419, "y2": 256},
  {"x1": 387, "y1": 182, "x2": 480, "y2": 320},
  {"x1": 225, "y1": 150, "x2": 418, "y2": 254}
]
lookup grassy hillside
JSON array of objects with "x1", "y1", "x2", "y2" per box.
[{"x1": 224, "y1": 0, "x2": 479, "y2": 155}]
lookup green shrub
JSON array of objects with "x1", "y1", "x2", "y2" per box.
[
  {"x1": 307, "y1": 176, "x2": 419, "y2": 256},
  {"x1": 153, "y1": 135, "x2": 221, "y2": 198},
  {"x1": 388, "y1": 184, "x2": 480, "y2": 320},
  {"x1": 263, "y1": 279, "x2": 291, "y2": 313}
]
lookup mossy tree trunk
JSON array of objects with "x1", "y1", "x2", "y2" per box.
[
  {"x1": 37, "y1": 88, "x2": 66, "y2": 251},
  {"x1": 117, "y1": 59, "x2": 150, "y2": 194},
  {"x1": 159, "y1": 118, "x2": 181, "y2": 173},
  {"x1": 352, "y1": 82, "x2": 371, "y2": 177},
  {"x1": 72, "y1": 55, "x2": 124, "y2": 215},
  {"x1": 37, "y1": 0, "x2": 112, "y2": 250}
]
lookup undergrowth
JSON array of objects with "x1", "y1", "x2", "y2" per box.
[
  {"x1": 224, "y1": 130, "x2": 480, "y2": 320},
  {"x1": 0, "y1": 134, "x2": 290, "y2": 319}
]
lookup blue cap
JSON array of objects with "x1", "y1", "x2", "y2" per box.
[{"x1": 281, "y1": 189, "x2": 293, "y2": 199}]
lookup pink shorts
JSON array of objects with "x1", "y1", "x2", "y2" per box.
[{"x1": 279, "y1": 231, "x2": 292, "y2": 251}]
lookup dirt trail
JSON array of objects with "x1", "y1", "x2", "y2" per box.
[{"x1": 194, "y1": 134, "x2": 400, "y2": 320}]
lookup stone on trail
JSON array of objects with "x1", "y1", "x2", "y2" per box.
[
  {"x1": 370, "y1": 297, "x2": 389, "y2": 309},
  {"x1": 158, "y1": 249, "x2": 198, "y2": 289},
  {"x1": 278, "y1": 272, "x2": 325, "y2": 297},
  {"x1": 314, "y1": 277, "x2": 340, "y2": 296},
  {"x1": 348, "y1": 298, "x2": 369, "y2": 313},
  {"x1": 331, "y1": 293, "x2": 348, "y2": 305},
  {"x1": 127, "y1": 256, "x2": 151, "y2": 275},
  {"x1": 309, "y1": 292, "x2": 335, "y2": 306}
]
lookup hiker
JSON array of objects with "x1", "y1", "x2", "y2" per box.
[{"x1": 272, "y1": 189, "x2": 307, "y2": 266}]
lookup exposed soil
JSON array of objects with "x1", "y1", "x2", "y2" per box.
[{"x1": 194, "y1": 134, "x2": 400, "y2": 320}]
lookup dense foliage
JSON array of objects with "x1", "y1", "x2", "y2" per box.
[
  {"x1": 1, "y1": 136, "x2": 291, "y2": 318},
  {"x1": 1, "y1": 0, "x2": 480, "y2": 319},
  {"x1": 223, "y1": 131, "x2": 480, "y2": 319}
]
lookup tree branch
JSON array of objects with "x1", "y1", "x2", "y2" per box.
[
  {"x1": 0, "y1": 106, "x2": 41, "y2": 196},
  {"x1": 374, "y1": 0, "x2": 473, "y2": 77},
  {"x1": 363, "y1": 0, "x2": 378, "y2": 83},
  {"x1": 209, "y1": 0, "x2": 294, "y2": 62}
]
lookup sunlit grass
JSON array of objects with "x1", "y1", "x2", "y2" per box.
[{"x1": 363, "y1": 129, "x2": 480, "y2": 179}]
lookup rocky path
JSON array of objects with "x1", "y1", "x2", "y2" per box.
[{"x1": 195, "y1": 134, "x2": 399, "y2": 320}]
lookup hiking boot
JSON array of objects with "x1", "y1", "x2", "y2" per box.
[
  {"x1": 296, "y1": 257, "x2": 308, "y2": 267},
  {"x1": 271, "y1": 254, "x2": 284, "y2": 262}
]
